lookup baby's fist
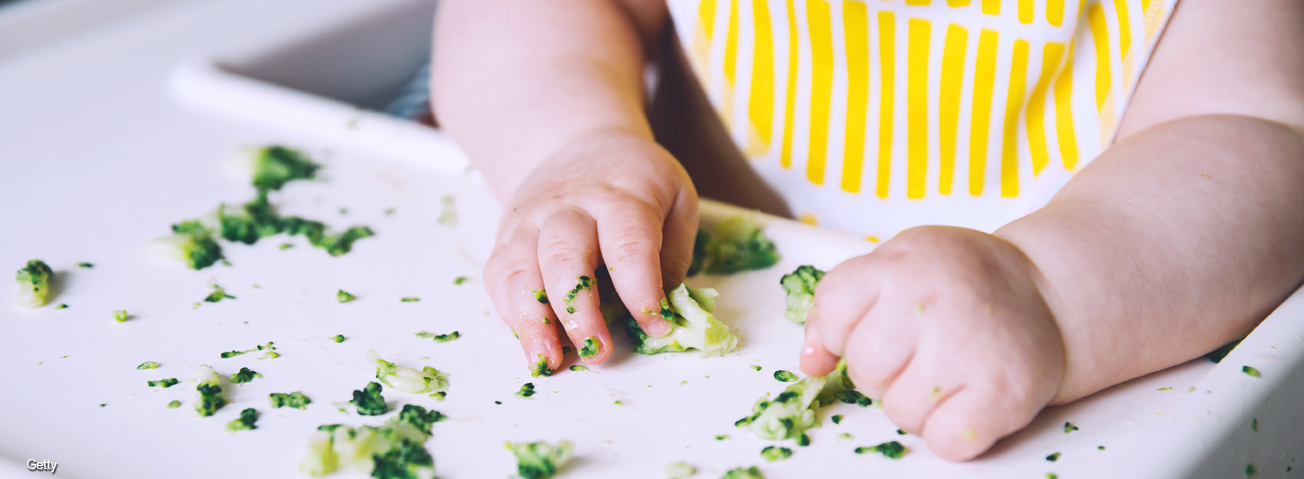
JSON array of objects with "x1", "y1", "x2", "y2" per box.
[{"x1": 802, "y1": 226, "x2": 1065, "y2": 461}]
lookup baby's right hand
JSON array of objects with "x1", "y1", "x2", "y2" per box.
[{"x1": 482, "y1": 129, "x2": 699, "y2": 374}]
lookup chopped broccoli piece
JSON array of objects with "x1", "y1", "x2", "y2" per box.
[
  {"x1": 76, "y1": 262, "x2": 93, "y2": 268},
  {"x1": 401, "y1": 297, "x2": 420, "y2": 303},
  {"x1": 1246, "y1": 463, "x2": 1257, "y2": 477},
  {"x1": 113, "y1": 310, "x2": 129, "y2": 322},
  {"x1": 311, "y1": 226, "x2": 374, "y2": 257},
  {"x1": 578, "y1": 336, "x2": 600, "y2": 358},
  {"x1": 761, "y1": 446, "x2": 792, "y2": 462},
  {"x1": 453, "y1": 276, "x2": 468, "y2": 285},
  {"x1": 780, "y1": 265, "x2": 824, "y2": 324},
  {"x1": 299, "y1": 408, "x2": 440, "y2": 479},
  {"x1": 167, "y1": 400, "x2": 182, "y2": 408},
  {"x1": 351, "y1": 382, "x2": 388, "y2": 416},
  {"x1": 506, "y1": 440, "x2": 574, "y2": 479},
  {"x1": 15, "y1": 260, "x2": 53, "y2": 308},
  {"x1": 147, "y1": 221, "x2": 224, "y2": 270},
  {"x1": 516, "y1": 383, "x2": 536, "y2": 398},
  {"x1": 837, "y1": 390, "x2": 873, "y2": 407},
  {"x1": 204, "y1": 284, "x2": 236, "y2": 303},
  {"x1": 569, "y1": 365, "x2": 589, "y2": 372},
  {"x1": 147, "y1": 378, "x2": 179, "y2": 388},
  {"x1": 562, "y1": 276, "x2": 592, "y2": 314},
  {"x1": 216, "y1": 193, "x2": 283, "y2": 244},
  {"x1": 270, "y1": 391, "x2": 312, "y2": 409},
  {"x1": 331, "y1": 334, "x2": 346, "y2": 343},
  {"x1": 415, "y1": 331, "x2": 460, "y2": 343},
  {"x1": 1064, "y1": 422, "x2": 1079, "y2": 433},
  {"x1": 689, "y1": 214, "x2": 780, "y2": 276},
  {"x1": 530, "y1": 355, "x2": 554, "y2": 378},
  {"x1": 137, "y1": 361, "x2": 160, "y2": 370},
  {"x1": 622, "y1": 284, "x2": 737, "y2": 356},
  {"x1": 337, "y1": 290, "x2": 357, "y2": 303},
  {"x1": 897, "y1": 429, "x2": 906, "y2": 435},
  {"x1": 664, "y1": 462, "x2": 696, "y2": 479},
  {"x1": 1046, "y1": 452, "x2": 1061, "y2": 462},
  {"x1": 737, "y1": 360, "x2": 858, "y2": 441},
  {"x1": 396, "y1": 404, "x2": 447, "y2": 435},
  {"x1": 855, "y1": 441, "x2": 905, "y2": 459},
  {"x1": 751, "y1": 365, "x2": 762, "y2": 371},
  {"x1": 1205, "y1": 339, "x2": 1241, "y2": 363},
  {"x1": 366, "y1": 349, "x2": 450, "y2": 399},
  {"x1": 721, "y1": 466, "x2": 766, "y2": 479},
  {"x1": 1243, "y1": 366, "x2": 1262, "y2": 378},
  {"x1": 531, "y1": 289, "x2": 549, "y2": 304},
  {"x1": 372, "y1": 437, "x2": 434, "y2": 479},
  {"x1": 716, "y1": 435, "x2": 729, "y2": 440},
  {"x1": 797, "y1": 433, "x2": 811, "y2": 446},
  {"x1": 221, "y1": 342, "x2": 276, "y2": 358},
  {"x1": 194, "y1": 365, "x2": 228, "y2": 416},
  {"x1": 54, "y1": 303, "x2": 68, "y2": 309},
  {"x1": 438, "y1": 195, "x2": 457, "y2": 227},
  {"x1": 237, "y1": 145, "x2": 321, "y2": 193},
  {"x1": 773, "y1": 370, "x2": 798, "y2": 382},
  {"x1": 260, "y1": 351, "x2": 280, "y2": 360},
  {"x1": 231, "y1": 367, "x2": 261, "y2": 383},
  {"x1": 831, "y1": 414, "x2": 843, "y2": 424},
  {"x1": 226, "y1": 408, "x2": 259, "y2": 431}
]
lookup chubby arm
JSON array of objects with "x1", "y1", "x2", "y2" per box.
[{"x1": 996, "y1": 0, "x2": 1304, "y2": 404}]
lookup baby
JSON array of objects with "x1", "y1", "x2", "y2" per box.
[{"x1": 426, "y1": 0, "x2": 1304, "y2": 461}]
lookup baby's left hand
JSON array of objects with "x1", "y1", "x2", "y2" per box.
[{"x1": 801, "y1": 226, "x2": 1065, "y2": 461}]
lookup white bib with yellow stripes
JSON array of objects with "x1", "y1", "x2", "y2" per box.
[{"x1": 669, "y1": 0, "x2": 1175, "y2": 240}]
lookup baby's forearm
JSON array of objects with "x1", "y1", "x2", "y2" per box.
[
  {"x1": 431, "y1": 0, "x2": 660, "y2": 200},
  {"x1": 997, "y1": 115, "x2": 1304, "y2": 404}
]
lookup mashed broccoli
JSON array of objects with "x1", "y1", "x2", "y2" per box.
[{"x1": 622, "y1": 284, "x2": 737, "y2": 356}]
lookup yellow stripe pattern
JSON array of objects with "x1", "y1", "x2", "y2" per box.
[
  {"x1": 875, "y1": 10, "x2": 895, "y2": 199},
  {"x1": 842, "y1": 2, "x2": 870, "y2": 194},
  {"x1": 938, "y1": 24, "x2": 967, "y2": 195}
]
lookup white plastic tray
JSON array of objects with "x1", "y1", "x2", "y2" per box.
[{"x1": 0, "y1": 0, "x2": 1300, "y2": 478}]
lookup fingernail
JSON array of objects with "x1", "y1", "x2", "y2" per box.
[
  {"x1": 802, "y1": 346, "x2": 817, "y2": 356},
  {"x1": 646, "y1": 318, "x2": 673, "y2": 337}
]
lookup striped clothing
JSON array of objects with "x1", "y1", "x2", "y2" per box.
[{"x1": 668, "y1": 0, "x2": 1175, "y2": 239}]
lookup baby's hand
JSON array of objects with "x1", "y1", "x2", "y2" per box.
[
  {"x1": 482, "y1": 130, "x2": 698, "y2": 373},
  {"x1": 801, "y1": 227, "x2": 1065, "y2": 460}
]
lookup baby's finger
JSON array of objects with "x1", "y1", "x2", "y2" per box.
[
  {"x1": 537, "y1": 208, "x2": 614, "y2": 364},
  {"x1": 484, "y1": 225, "x2": 564, "y2": 375},
  {"x1": 658, "y1": 188, "x2": 699, "y2": 286},
  {"x1": 810, "y1": 254, "x2": 884, "y2": 357},
  {"x1": 876, "y1": 352, "x2": 961, "y2": 436},
  {"x1": 800, "y1": 309, "x2": 841, "y2": 376},
  {"x1": 596, "y1": 200, "x2": 674, "y2": 337},
  {"x1": 920, "y1": 387, "x2": 1025, "y2": 461},
  {"x1": 841, "y1": 302, "x2": 920, "y2": 399}
]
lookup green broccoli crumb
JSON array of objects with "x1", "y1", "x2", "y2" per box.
[
  {"x1": 137, "y1": 361, "x2": 160, "y2": 370},
  {"x1": 225, "y1": 408, "x2": 259, "y2": 431},
  {"x1": 1097, "y1": 445, "x2": 1105, "y2": 450},
  {"x1": 761, "y1": 446, "x2": 792, "y2": 462},
  {"x1": 230, "y1": 367, "x2": 261, "y2": 383},
  {"x1": 664, "y1": 462, "x2": 696, "y2": 479},
  {"x1": 401, "y1": 297, "x2": 420, "y2": 302},
  {"x1": 415, "y1": 330, "x2": 460, "y2": 342},
  {"x1": 855, "y1": 441, "x2": 905, "y2": 459},
  {"x1": 1246, "y1": 463, "x2": 1257, "y2": 477},
  {"x1": 562, "y1": 276, "x2": 592, "y2": 314},
  {"x1": 896, "y1": 429, "x2": 906, "y2": 435},
  {"x1": 113, "y1": 310, "x2": 129, "y2": 322},
  {"x1": 569, "y1": 365, "x2": 588, "y2": 372},
  {"x1": 167, "y1": 400, "x2": 181, "y2": 408},
  {"x1": 15, "y1": 260, "x2": 54, "y2": 308},
  {"x1": 506, "y1": 440, "x2": 574, "y2": 479},
  {"x1": 337, "y1": 290, "x2": 357, "y2": 303},
  {"x1": 194, "y1": 365, "x2": 227, "y2": 417},
  {"x1": 438, "y1": 195, "x2": 457, "y2": 227},
  {"x1": 331, "y1": 334, "x2": 346, "y2": 343},
  {"x1": 578, "y1": 336, "x2": 600, "y2": 358},
  {"x1": 269, "y1": 391, "x2": 312, "y2": 409},
  {"x1": 385, "y1": 208, "x2": 396, "y2": 215},
  {"x1": 221, "y1": 341, "x2": 276, "y2": 359},
  {"x1": 1064, "y1": 422, "x2": 1079, "y2": 433},
  {"x1": 1252, "y1": 418, "x2": 1258, "y2": 432},
  {"x1": 279, "y1": 243, "x2": 294, "y2": 250},
  {"x1": 203, "y1": 284, "x2": 235, "y2": 303},
  {"x1": 151, "y1": 221, "x2": 224, "y2": 270},
  {"x1": 716, "y1": 435, "x2": 729, "y2": 440},
  {"x1": 250, "y1": 145, "x2": 319, "y2": 193},
  {"x1": 453, "y1": 276, "x2": 469, "y2": 285},
  {"x1": 1205, "y1": 338, "x2": 1242, "y2": 363},
  {"x1": 532, "y1": 289, "x2": 549, "y2": 304},
  {"x1": 837, "y1": 389, "x2": 873, "y2": 407},
  {"x1": 147, "y1": 378, "x2": 179, "y2": 388},
  {"x1": 517, "y1": 383, "x2": 536, "y2": 398},
  {"x1": 797, "y1": 433, "x2": 811, "y2": 446},
  {"x1": 77, "y1": 262, "x2": 93, "y2": 268},
  {"x1": 831, "y1": 414, "x2": 843, "y2": 424},
  {"x1": 55, "y1": 304, "x2": 68, "y2": 309},
  {"x1": 1243, "y1": 366, "x2": 1262, "y2": 378},
  {"x1": 530, "y1": 355, "x2": 554, "y2": 378},
  {"x1": 1046, "y1": 452, "x2": 1061, "y2": 462},
  {"x1": 1047, "y1": 474, "x2": 1059, "y2": 479},
  {"x1": 721, "y1": 466, "x2": 766, "y2": 479},
  {"x1": 350, "y1": 382, "x2": 387, "y2": 416},
  {"x1": 773, "y1": 370, "x2": 798, "y2": 382}
]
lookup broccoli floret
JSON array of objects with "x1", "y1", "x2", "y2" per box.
[
  {"x1": 351, "y1": 382, "x2": 388, "y2": 416},
  {"x1": 530, "y1": 355, "x2": 554, "y2": 378},
  {"x1": 147, "y1": 378, "x2": 179, "y2": 388},
  {"x1": 688, "y1": 214, "x2": 780, "y2": 277},
  {"x1": 737, "y1": 360, "x2": 858, "y2": 441},
  {"x1": 780, "y1": 265, "x2": 824, "y2": 324},
  {"x1": 721, "y1": 466, "x2": 766, "y2": 479},
  {"x1": 226, "y1": 408, "x2": 259, "y2": 431},
  {"x1": 231, "y1": 367, "x2": 261, "y2": 383},
  {"x1": 15, "y1": 260, "x2": 53, "y2": 308},
  {"x1": 204, "y1": 284, "x2": 236, "y2": 303},
  {"x1": 230, "y1": 145, "x2": 320, "y2": 193},
  {"x1": 193, "y1": 365, "x2": 228, "y2": 417},
  {"x1": 855, "y1": 441, "x2": 906, "y2": 459},
  {"x1": 269, "y1": 391, "x2": 312, "y2": 409},
  {"x1": 337, "y1": 290, "x2": 357, "y2": 303},
  {"x1": 415, "y1": 331, "x2": 459, "y2": 343},
  {"x1": 760, "y1": 446, "x2": 792, "y2": 462},
  {"x1": 147, "y1": 221, "x2": 225, "y2": 270},
  {"x1": 578, "y1": 336, "x2": 600, "y2": 358},
  {"x1": 516, "y1": 383, "x2": 536, "y2": 398},
  {"x1": 622, "y1": 284, "x2": 737, "y2": 356},
  {"x1": 562, "y1": 276, "x2": 592, "y2": 314},
  {"x1": 506, "y1": 440, "x2": 574, "y2": 479},
  {"x1": 366, "y1": 349, "x2": 450, "y2": 399},
  {"x1": 331, "y1": 334, "x2": 346, "y2": 343},
  {"x1": 137, "y1": 361, "x2": 160, "y2": 370},
  {"x1": 167, "y1": 400, "x2": 182, "y2": 408},
  {"x1": 299, "y1": 410, "x2": 439, "y2": 479},
  {"x1": 372, "y1": 437, "x2": 435, "y2": 479}
]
